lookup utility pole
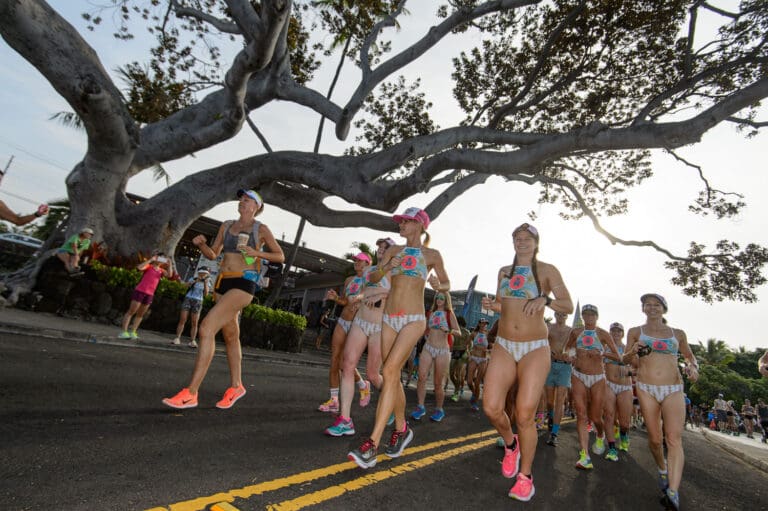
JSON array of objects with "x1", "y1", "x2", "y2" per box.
[{"x1": 0, "y1": 155, "x2": 14, "y2": 183}]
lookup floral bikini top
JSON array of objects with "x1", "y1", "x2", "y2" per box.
[
  {"x1": 344, "y1": 275, "x2": 366, "y2": 299},
  {"x1": 605, "y1": 344, "x2": 624, "y2": 365},
  {"x1": 576, "y1": 329, "x2": 604, "y2": 352},
  {"x1": 429, "y1": 310, "x2": 449, "y2": 331},
  {"x1": 473, "y1": 332, "x2": 488, "y2": 348},
  {"x1": 389, "y1": 247, "x2": 428, "y2": 280},
  {"x1": 638, "y1": 328, "x2": 679, "y2": 356},
  {"x1": 364, "y1": 265, "x2": 390, "y2": 291},
  {"x1": 499, "y1": 266, "x2": 539, "y2": 299}
]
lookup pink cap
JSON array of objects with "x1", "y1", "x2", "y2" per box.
[
  {"x1": 393, "y1": 207, "x2": 430, "y2": 230},
  {"x1": 353, "y1": 252, "x2": 372, "y2": 263}
]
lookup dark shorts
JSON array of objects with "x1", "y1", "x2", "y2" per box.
[
  {"x1": 717, "y1": 410, "x2": 728, "y2": 422},
  {"x1": 131, "y1": 289, "x2": 154, "y2": 305},
  {"x1": 215, "y1": 277, "x2": 257, "y2": 296},
  {"x1": 181, "y1": 297, "x2": 203, "y2": 313}
]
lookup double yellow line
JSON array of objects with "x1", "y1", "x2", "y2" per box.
[{"x1": 146, "y1": 429, "x2": 498, "y2": 511}]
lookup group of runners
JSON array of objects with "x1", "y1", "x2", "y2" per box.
[{"x1": 154, "y1": 191, "x2": 702, "y2": 509}]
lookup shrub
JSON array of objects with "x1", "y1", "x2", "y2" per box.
[{"x1": 89, "y1": 261, "x2": 306, "y2": 329}]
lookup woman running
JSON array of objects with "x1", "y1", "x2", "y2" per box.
[
  {"x1": 411, "y1": 292, "x2": 459, "y2": 422},
  {"x1": 480, "y1": 223, "x2": 573, "y2": 502},
  {"x1": 317, "y1": 253, "x2": 370, "y2": 413},
  {"x1": 348, "y1": 207, "x2": 451, "y2": 469},
  {"x1": 563, "y1": 304, "x2": 620, "y2": 469},
  {"x1": 466, "y1": 319, "x2": 490, "y2": 412},
  {"x1": 163, "y1": 189, "x2": 284, "y2": 410},
  {"x1": 603, "y1": 322, "x2": 634, "y2": 456},
  {"x1": 325, "y1": 238, "x2": 394, "y2": 436},
  {"x1": 623, "y1": 293, "x2": 699, "y2": 511}
]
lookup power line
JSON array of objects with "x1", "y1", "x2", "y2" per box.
[
  {"x1": 0, "y1": 135, "x2": 73, "y2": 173},
  {"x1": 0, "y1": 188, "x2": 41, "y2": 206}
]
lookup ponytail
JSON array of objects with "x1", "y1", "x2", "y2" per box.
[{"x1": 423, "y1": 231, "x2": 430, "y2": 247}]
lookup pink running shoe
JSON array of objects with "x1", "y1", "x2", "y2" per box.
[
  {"x1": 162, "y1": 388, "x2": 198, "y2": 409},
  {"x1": 508, "y1": 473, "x2": 535, "y2": 501},
  {"x1": 359, "y1": 380, "x2": 372, "y2": 407},
  {"x1": 216, "y1": 385, "x2": 246, "y2": 409},
  {"x1": 318, "y1": 397, "x2": 339, "y2": 413},
  {"x1": 501, "y1": 435, "x2": 520, "y2": 478}
]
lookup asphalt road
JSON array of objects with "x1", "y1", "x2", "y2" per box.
[{"x1": 1, "y1": 334, "x2": 765, "y2": 510}]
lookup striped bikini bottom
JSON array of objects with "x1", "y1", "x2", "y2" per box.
[
  {"x1": 422, "y1": 343, "x2": 451, "y2": 359},
  {"x1": 572, "y1": 368, "x2": 605, "y2": 389},
  {"x1": 637, "y1": 382, "x2": 683, "y2": 404},
  {"x1": 382, "y1": 313, "x2": 426, "y2": 334},
  {"x1": 606, "y1": 380, "x2": 633, "y2": 396},
  {"x1": 352, "y1": 316, "x2": 381, "y2": 337},
  {"x1": 495, "y1": 337, "x2": 549, "y2": 363}
]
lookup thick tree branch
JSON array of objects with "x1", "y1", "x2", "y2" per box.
[
  {"x1": 634, "y1": 55, "x2": 768, "y2": 125},
  {"x1": 223, "y1": 0, "x2": 265, "y2": 40},
  {"x1": 726, "y1": 116, "x2": 768, "y2": 128}
]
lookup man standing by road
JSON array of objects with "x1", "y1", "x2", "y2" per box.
[
  {"x1": 545, "y1": 311, "x2": 572, "y2": 446},
  {"x1": 713, "y1": 393, "x2": 729, "y2": 433}
]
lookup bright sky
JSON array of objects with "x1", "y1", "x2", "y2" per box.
[{"x1": 1, "y1": 2, "x2": 766, "y2": 351}]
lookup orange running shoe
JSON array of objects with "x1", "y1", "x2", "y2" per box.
[
  {"x1": 162, "y1": 388, "x2": 198, "y2": 409},
  {"x1": 216, "y1": 385, "x2": 246, "y2": 409}
]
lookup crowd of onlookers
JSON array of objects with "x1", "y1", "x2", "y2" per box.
[{"x1": 687, "y1": 394, "x2": 768, "y2": 443}]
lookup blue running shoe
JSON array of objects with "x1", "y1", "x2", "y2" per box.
[
  {"x1": 657, "y1": 470, "x2": 669, "y2": 492},
  {"x1": 386, "y1": 413, "x2": 395, "y2": 426},
  {"x1": 325, "y1": 416, "x2": 355, "y2": 437},
  {"x1": 411, "y1": 404, "x2": 426, "y2": 421},
  {"x1": 663, "y1": 488, "x2": 679, "y2": 510},
  {"x1": 429, "y1": 408, "x2": 445, "y2": 422}
]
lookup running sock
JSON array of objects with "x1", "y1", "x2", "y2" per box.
[
  {"x1": 330, "y1": 388, "x2": 339, "y2": 399},
  {"x1": 608, "y1": 441, "x2": 616, "y2": 450},
  {"x1": 507, "y1": 437, "x2": 518, "y2": 451},
  {"x1": 552, "y1": 424, "x2": 560, "y2": 435},
  {"x1": 620, "y1": 428, "x2": 628, "y2": 436},
  {"x1": 357, "y1": 379, "x2": 367, "y2": 390}
]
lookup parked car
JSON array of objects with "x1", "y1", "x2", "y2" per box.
[{"x1": 0, "y1": 232, "x2": 43, "y2": 248}]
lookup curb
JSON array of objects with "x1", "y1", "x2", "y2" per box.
[
  {"x1": 700, "y1": 429, "x2": 768, "y2": 474},
  {"x1": 0, "y1": 322, "x2": 331, "y2": 370}
]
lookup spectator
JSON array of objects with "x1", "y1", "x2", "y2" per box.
[
  {"x1": 118, "y1": 253, "x2": 171, "y2": 339},
  {"x1": 172, "y1": 266, "x2": 211, "y2": 348},
  {"x1": 713, "y1": 393, "x2": 728, "y2": 432},
  {"x1": 0, "y1": 200, "x2": 48, "y2": 226},
  {"x1": 56, "y1": 227, "x2": 94, "y2": 275},
  {"x1": 759, "y1": 350, "x2": 768, "y2": 378},
  {"x1": 757, "y1": 399, "x2": 768, "y2": 443},
  {"x1": 315, "y1": 309, "x2": 331, "y2": 349},
  {"x1": 741, "y1": 399, "x2": 756, "y2": 439}
]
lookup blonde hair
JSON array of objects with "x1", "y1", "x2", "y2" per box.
[{"x1": 422, "y1": 231, "x2": 431, "y2": 247}]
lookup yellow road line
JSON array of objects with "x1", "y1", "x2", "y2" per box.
[
  {"x1": 265, "y1": 438, "x2": 496, "y2": 511},
  {"x1": 145, "y1": 430, "x2": 497, "y2": 511}
]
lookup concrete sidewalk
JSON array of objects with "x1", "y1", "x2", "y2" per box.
[
  {"x1": 696, "y1": 426, "x2": 768, "y2": 474},
  {"x1": 0, "y1": 306, "x2": 332, "y2": 369}
]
